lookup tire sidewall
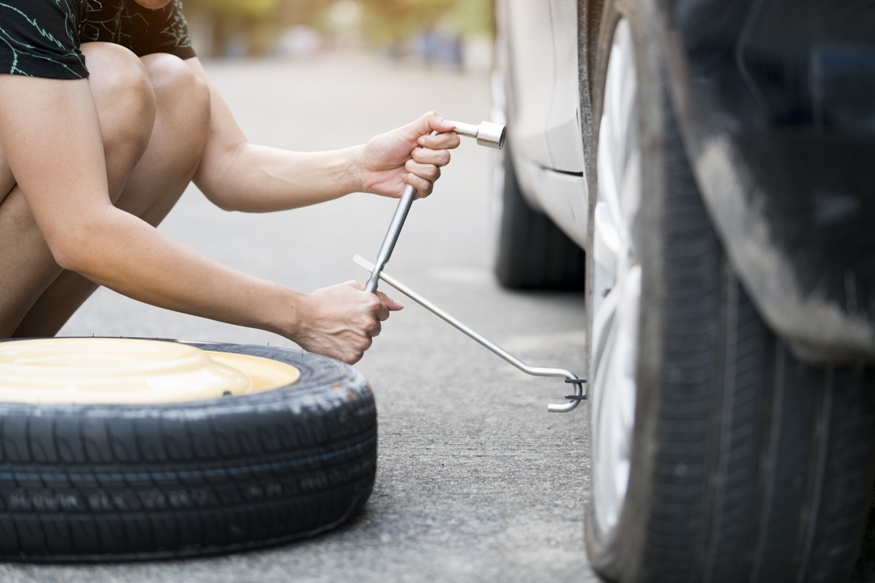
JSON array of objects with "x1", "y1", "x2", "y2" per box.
[{"x1": 584, "y1": 0, "x2": 676, "y2": 578}]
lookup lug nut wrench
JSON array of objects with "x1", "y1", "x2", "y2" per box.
[
  {"x1": 356, "y1": 256, "x2": 586, "y2": 413},
  {"x1": 360, "y1": 120, "x2": 585, "y2": 413},
  {"x1": 364, "y1": 120, "x2": 506, "y2": 293}
]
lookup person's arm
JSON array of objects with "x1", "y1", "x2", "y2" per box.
[
  {"x1": 185, "y1": 58, "x2": 460, "y2": 213},
  {"x1": 0, "y1": 74, "x2": 396, "y2": 363}
]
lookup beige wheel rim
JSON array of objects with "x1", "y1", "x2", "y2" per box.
[{"x1": 0, "y1": 338, "x2": 301, "y2": 404}]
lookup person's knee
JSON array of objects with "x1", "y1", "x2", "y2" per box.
[
  {"x1": 81, "y1": 43, "x2": 157, "y2": 193},
  {"x1": 143, "y1": 54, "x2": 211, "y2": 152},
  {"x1": 112, "y1": 56, "x2": 210, "y2": 223}
]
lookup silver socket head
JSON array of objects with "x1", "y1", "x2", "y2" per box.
[
  {"x1": 449, "y1": 120, "x2": 507, "y2": 150},
  {"x1": 475, "y1": 121, "x2": 507, "y2": 150}
]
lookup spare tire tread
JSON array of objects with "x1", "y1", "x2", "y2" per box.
[{"x1": 0, "y1": 342, "x2": 378, "y2": 562}]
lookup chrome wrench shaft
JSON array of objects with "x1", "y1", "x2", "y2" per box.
[{"x1": 364, "y1": 181, "x2": 418, "y2": 293}]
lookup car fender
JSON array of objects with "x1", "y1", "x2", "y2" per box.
[{"x1": 656, "y1": 0, "x2": 875, "y2": 362}]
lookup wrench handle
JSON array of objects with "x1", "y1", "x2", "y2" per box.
[
  {"x1": 365, "y1": 182, "x2": 417, "y2": 293},
  {"x1": 365, "y1": 129, "x2": 441, "y2": 293}
]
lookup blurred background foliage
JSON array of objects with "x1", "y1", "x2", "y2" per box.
[{"x1": 185, "y1": 0, "x2": 493, "y2": 68}]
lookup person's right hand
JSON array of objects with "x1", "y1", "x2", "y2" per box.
[
  {"x1": 357, "y1": 112, "x2": 459, "y2": 200},
  {"x1": 293, "y1": 281, "x2": 404, "y2": 364}
]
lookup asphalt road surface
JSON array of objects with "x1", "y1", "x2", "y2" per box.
[{"x1": 0, "y1": 54, "x2": 599, "y2": 582}]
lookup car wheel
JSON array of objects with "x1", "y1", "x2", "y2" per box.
[
  {"x1": 584, "y1": 2, "x2": 875, "y2": 582},
  {"x1": 491, "y1": 141, "x2": 585, "y2": 290},
  {"x1": 0, "y1": 338, "x2": 377, "y2": 562}
]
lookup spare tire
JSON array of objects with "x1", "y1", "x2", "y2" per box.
[{"x1": 0, "y1": 339, "x2": 377, "y2": 562}]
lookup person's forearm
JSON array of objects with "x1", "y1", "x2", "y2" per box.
[
  {"x1": 186, "y1": 58, "x2": 368, "y2": 213},
  {"x1": 68, "y1": 207, "x2": 397, "y2": 364},
  {"x1": 187, "y1": 58, "x2": 458, "y2": 215},
  {"x1": 71, "y1": 207, "x2": 303, "y2": 336},
  {"x1": 199, "y1": 142, "x2": 366, "y2": 213}
]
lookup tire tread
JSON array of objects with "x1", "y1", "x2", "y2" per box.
[{"x1": 0, "y1": 344, "x2": 377, "y2": 562}]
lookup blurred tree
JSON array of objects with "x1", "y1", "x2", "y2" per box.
[
  {"x1": 192, "y1": 0, "x2": 279, "y2": 17},
  {"x1": 183, "y1": 0, "x2": 491, "y2": 59},
  {"x1": 277, "y1": 0, "x2": 325, "y2": 25},
  {"x1": 187, "y1": 0, "x2": 318, "y2": 57},
  {"x1": 445, "y1": 0, "x2": 493, "y2": 36},
  {"x1": 357, "y1": 0, "x2": 491, "y2": 46}
]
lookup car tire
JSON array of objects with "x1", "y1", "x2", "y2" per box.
[
  {"x1": 0, "y1": 341, "x2": 377, "y2": 562},
  {"x1": 584, "y1": 2, "x2": 875, "y2": 582},
  {"x1": 492, "y1": 142, "x2": 585, "y2": 290}
]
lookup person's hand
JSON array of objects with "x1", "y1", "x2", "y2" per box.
[
  {"x1": 358, "y1": 112, "x2": 461, "y2": 199},
  {"x1": 292, "y1": 281, "x2": 404, "y2": 364}
]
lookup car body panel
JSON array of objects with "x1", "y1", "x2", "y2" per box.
[
  {"x1": 657, "y1": 0, "x2": 875, "y2": 360},
  {"x1": 495, "y1": 0, "x2": 588, "y2": 247},
  {"x1": 515, "y1": 156, "x2": 589, "y2": 248},
  {"x1": 546, "y1": 0, "x2": 586, "y2": 175},
  {"x1": 497, "y1": 0, "x2": 555, "y2": 172}
]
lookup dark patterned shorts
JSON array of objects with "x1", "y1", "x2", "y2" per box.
[{"x1": 0, "y1": 0, "x2": 196, "y2": 79}]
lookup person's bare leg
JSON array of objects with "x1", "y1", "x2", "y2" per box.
[
  {"x1": 122, "y1": 55, "x2": 211, "y2": 223},
  {"x1": 12, "y1": 53, "x2": 211, "y2": 337},
  {"x1": 0, "y1": 43, "x2": 156, "y2": 336}
]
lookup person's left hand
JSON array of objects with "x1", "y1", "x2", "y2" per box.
[{"x1": 357, "y1": 112, "x2": 461, "y2": 199}]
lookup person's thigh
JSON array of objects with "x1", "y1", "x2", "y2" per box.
[
  {"x1": 11, "y1": 52, "x2": 212, "y2": 337},
  {"x1": 0, "y1": 42, "x2": 156, "y2": 336}
]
